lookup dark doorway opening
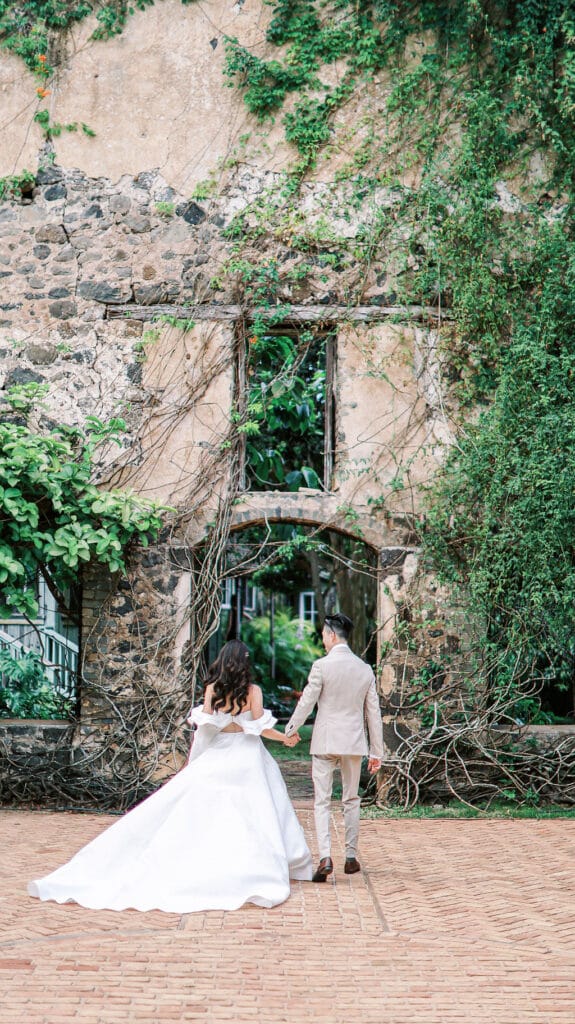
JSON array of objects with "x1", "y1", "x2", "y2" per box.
[{"x1": 199, "y1": 523, "x2": 378, "y2": 718}]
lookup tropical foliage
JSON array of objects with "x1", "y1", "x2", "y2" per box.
[
  {"x1": 424, "y1": 228, "x2": 575, "y2": 707},
  {"x1": 244, "y1": 331, "x2": 326, "y2": 491},
  {"x1": 0, "y1": 649, "x2": 71, "y2": 719},
  {"x1": 241, "y1": 611, "x2": 322, "y2": 707}
]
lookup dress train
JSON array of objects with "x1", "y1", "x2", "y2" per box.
[{"x1": 28, "y1": 709, "x2": 313, "y2": 913}]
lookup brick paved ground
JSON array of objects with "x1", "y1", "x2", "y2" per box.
[{"x1": 1, "y1": 796, "x2": 575, "y2": 1024}]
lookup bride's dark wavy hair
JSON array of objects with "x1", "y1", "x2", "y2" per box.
[{"x1": 204, "y1": 640, "x2": 252, "y2": 712}]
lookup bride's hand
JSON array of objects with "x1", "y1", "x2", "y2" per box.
[{"x1": 283, "y1": 733, "x2": 300, "y2": 748}]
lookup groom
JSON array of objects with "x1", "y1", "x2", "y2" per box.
[{"x1": 285, "y1": 613, "x2": 384, "y2": 882}]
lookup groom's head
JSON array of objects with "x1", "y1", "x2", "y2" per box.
[{"x1": 322, "y1": 613, "x2": 353, "y2": 650}]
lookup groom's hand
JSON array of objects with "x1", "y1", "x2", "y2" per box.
[
  {"x1": 284, "y1": 732, "x2": 300, "y2": 747},
  {"x1": 367, "y1": 758, "x2": 381, "y2": 774}
]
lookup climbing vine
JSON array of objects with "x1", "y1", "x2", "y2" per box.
[
  {"x1": 0, "y1": 1, "x2": 180, "y2": 70},
  {"x1": 222, "y1": 1, "x2": 575, "y2": 738}
]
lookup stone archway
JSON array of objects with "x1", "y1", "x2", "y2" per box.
[
  {"x1": 182, "y1": 492, "x2": 418, "y2": 677},
  {"x1": 185, "y1": 491, "x2": 409, "y2": 552}
]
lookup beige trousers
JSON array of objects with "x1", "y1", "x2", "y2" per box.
[{"x1": 312, "y1": 754, "x2": 363, "y2": 859}]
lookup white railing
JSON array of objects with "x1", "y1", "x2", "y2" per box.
[
  {"x1": 0, "y1": 627, "x2": 78, "y2": 700},
  {"x1": 0, "y1": 629, "x2": 25, "y2": 656},
  {"x1": 41, "y1": 628, "x2": 79, "y2": 699}
]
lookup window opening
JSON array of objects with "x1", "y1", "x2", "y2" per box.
[
  {"x1": 298, "y1": 590, "x2": 317, "y2": 627},
  {"x1": 0, "y1": 572, "x2": 80, "y2": 706},
  {"x1": 240, "y1": 327, "x2": 336, "y2": 492}
]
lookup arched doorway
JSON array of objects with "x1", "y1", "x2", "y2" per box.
[
  {"x1": 193, "y1": 521, "x2": 379, "y2": 715},
  {"x1": 182, "y1": 501, "x2": 418, "y2": 714}
]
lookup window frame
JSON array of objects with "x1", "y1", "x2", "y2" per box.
[{"x1": 236, "y1": 323, "x2": 336, "y2": 493}]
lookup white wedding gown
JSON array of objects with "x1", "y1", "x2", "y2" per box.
[{"x1": 28, "y1": 708, "x2": 313, "y2": 913}]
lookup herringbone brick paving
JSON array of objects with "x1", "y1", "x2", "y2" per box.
[{"x1": 1, "y1": 801, "x2": 574, "y2": 1023}]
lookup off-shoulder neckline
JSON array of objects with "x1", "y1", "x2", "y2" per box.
[{"x1": 219, "y1": 709, "x2": 253, "y2": 718}]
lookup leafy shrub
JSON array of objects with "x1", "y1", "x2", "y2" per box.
[
  {"x1": 241, "y1": 610, "x2": 322, "y2": 712},
  {"x1": 423, "y1": 227, "x2": 575, "y2": 701},
  {"x1": 0, "y1": 649, "x2": 71, "y2": 719},
  {"x1": 0, "y1": 410, "x2": 168, "y2": 619}
]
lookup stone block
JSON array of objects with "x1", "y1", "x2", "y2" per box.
[
  {"x1": 380, "y1": 548, "x2": 409, "y2": 572},
  {"x1": 53, "y1": 246, "x2": 75, "y2": 262},
  {"x1": 109, "y1": 194, "x2": 131, "y2": 214},
  {"x1": 36, "y1": 165, "x2": 64, "y2": 185},
  {"x1": 44, "y1": 184, "x2": 67, "y2": 201},
  {"x1": 24, "y1": 343, "x2": 58, "y2": 364},
  {"x1": 77, "y1": 281, "x2": 129, "y2": 303},
  {"x1": 176, "y1": 201, "x2": 206, "y2": 225},
  {"x1": 124, "y1": 214, "x2": 151, "y2": 233},
  {"x1": 82, "y1": 203, "x2": 104, "y2": 219},
  {"x1": 36, "y1": 224, "x2": 67, "y2": 244},
  {"x1": 49, "y1": 299, "x2": 77, "y2": 319},
  {"x1": 5, "y1": 367, "x2": 44, "y2": 387},
  {"x1": 132, "y1": 282, "x2": 168, "y2": 304}
]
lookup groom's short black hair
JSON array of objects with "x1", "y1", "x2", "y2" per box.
[{"x1": 324, "y1": 613, "x2": 353, "y2": 641}]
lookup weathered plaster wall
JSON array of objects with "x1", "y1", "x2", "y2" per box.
[
  {"x1": 110, "y1": 320, "x2": 235, "y2": 504},
  {"x1": 0, "y1": 0, "x2": 290, "y2": 186},
  {"x1": 336, "y1": 323, "x2": 448, "y2": 512},
  {"x1": 0, "y1": 1, "x2": 441, "y2": 188}
]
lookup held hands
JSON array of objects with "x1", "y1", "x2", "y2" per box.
[
  {"x1": 283, "y1": 732, "x2": 301, "y2": 748},
  {"x1": 367, "y1": 758, "x2": 381, "y2": 775}
]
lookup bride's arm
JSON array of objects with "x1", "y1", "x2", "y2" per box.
[
  {"x1": 262, "y1": 726, "x2": 299, "y2": 745},
  {"x1": 250, "y1": 684, "x2": 299, "y2": 746}
]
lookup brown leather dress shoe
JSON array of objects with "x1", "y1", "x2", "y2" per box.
[
  {"x1": 344, "y1": 857, "x2": 361, "y2": 874},
  {"x1": 312, "y1": 857, "x2": 334, "y2": 882}
]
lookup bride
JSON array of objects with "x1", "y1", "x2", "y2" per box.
[{"x1": 28, "y1": 640, "x2": 313, "y2": 912}]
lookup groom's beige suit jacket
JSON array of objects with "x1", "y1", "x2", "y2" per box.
[{"x1": 285, "y1": 643, "x2": 384, "y2": 758}]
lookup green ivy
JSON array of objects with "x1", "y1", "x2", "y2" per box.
[
  {"x1": 223, "y1": 2, "x2": 386, "y2": 167},
  {"x1": 0, "y1": 0, "x2": 198, "y2": 69},
  {"x1": 0, "y1": 169, "x2": 35, "y2": 200},
  {"x1": 423, "y1": 226, "x2": 575, "y2": 697},
  {"x1": 33, "y1": 109, "x2": 94, "y2": 140}
]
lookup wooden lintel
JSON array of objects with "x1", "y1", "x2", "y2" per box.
[{"x1": 105, "y1": 303, "x2": 448, "y2": 324}]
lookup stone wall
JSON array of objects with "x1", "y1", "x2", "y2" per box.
[
  {"x1": 0, "y1": 720, "x2": 75, "y2": 802},
  {"x1": 0, "y1": 1, "x2": 280, "y2": 186}
]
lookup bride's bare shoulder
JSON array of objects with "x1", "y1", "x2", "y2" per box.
[{"x1": 248, "y1": 683, "x2": 263, "y2": 710}]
